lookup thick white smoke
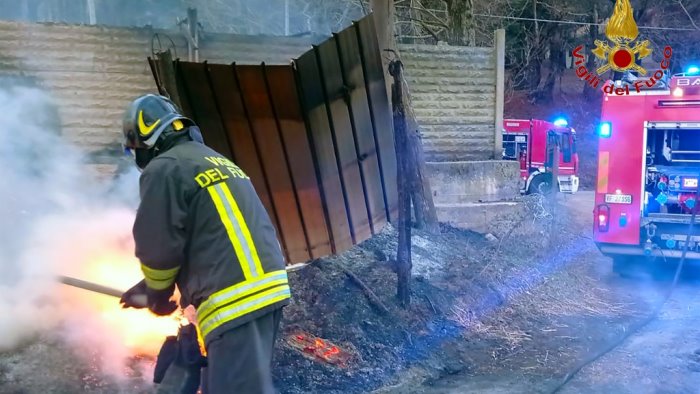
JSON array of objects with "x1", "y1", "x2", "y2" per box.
[{"x1": 0, "y1": 85, "x2": 175, "y2": 385}]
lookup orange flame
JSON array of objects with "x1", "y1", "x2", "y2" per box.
[
  {"x1": 60, "y1": 252, "x2": 181, "y2": 356},
  {"x1": 606, "y1": 0, "x2": 639, "y2": 43}
]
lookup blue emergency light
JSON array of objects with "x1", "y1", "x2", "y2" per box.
[
  {"x1": 687, "y1": 65, "x2": 700, "y2": 75},
  {"x1": 598, "y1": 122, "x2": 612, "y2": 138},
  {"x1": 553, "y1": 117, "x2": 568, "y2": 127}
]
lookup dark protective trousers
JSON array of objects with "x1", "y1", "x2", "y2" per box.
[{"x1": 201, "y1": 308, "x2": 283, "y2": 394}]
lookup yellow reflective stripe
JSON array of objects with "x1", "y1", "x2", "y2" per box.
[
  {"x1": 218, "y1": 183, "x2": 265, "y2": 277},
  {"x1": 141, "y1": 264, "x2": 180, "y2": 281},
  {"x1": 597, "y1": 151, "x2": 609, "y2": 193},
  {"x1": 199, "y1": 285, "x2": 291, "y2": 338},
  {"x1": 144, "y1": 276, "x2": 176, "y2": 290},
  {"x1": 195, "y1": 324, "x2": 207, "y2": 357},
  {"x1": 141, "y1": 264, "x2": 179, "y2": 289},
  {"x1": 207, "y1": 185, "x2": 254, "y2": 280},
  {"x1": 197, "y1": 270, "x2": 288, "y2": 320}
]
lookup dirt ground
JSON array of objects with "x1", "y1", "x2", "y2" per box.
[
  {"x1": 4, "y1": 192, "x2": 700, "y2": 394},
  {"x1": 388, "y1": 192, "x2": 700, "y2": 394}
]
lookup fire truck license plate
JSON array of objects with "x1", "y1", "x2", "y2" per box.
[{"x1": 605, "y1": 194, "x2": 632, "y2": 204}]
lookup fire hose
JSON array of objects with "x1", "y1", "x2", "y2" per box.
[
  {"x1": 550, "y1": 182, "x2": 700, "y2": 393},
  {"x1": 57, "y1": 275, "x2": 147, "y2": 307}
]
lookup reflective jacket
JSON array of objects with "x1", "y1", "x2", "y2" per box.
[{"x1": 133, "y1": 138, "x2": 290, "y2": 345}]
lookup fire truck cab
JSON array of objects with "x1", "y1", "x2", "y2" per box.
[
  {"x1": 594, "y1": 70, "x2": 700, "y2": 270},
  {"x1": 503, "y1": 118, "x2": 580, "y2": 194}
]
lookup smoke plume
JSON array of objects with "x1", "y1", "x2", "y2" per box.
[{"x1": 0, "y1": 85, "x2": 177, "y2": 386}]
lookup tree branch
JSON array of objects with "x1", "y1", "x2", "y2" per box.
[{"x1": 677, "y1": 0, "x2": 700, "y2": 30}]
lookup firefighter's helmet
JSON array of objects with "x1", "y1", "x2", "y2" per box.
[
  {"x1": 122, "y1": 94, "x2": 194, "y2": 169},
  {"x1": 122, "y1": 94, "x2": 193, "y2": 149}
]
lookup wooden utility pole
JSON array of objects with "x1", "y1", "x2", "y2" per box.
[
  {"x1": 86, "y1": 0, "x2": 96, "y2": 24},
  {"x1": 389, "y1": 59, "x2": 412, "y2": 308},
  {"x1": 408, "y1": 129, "x2": 439, "y2": 233},
  {"x1": 181, "y1": 8, "x2": 200, "y2": 62}
]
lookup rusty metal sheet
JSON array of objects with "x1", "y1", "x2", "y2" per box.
[
  {"x1": 264, "y1": 65, "x2": 333, "y2": 259},
  {"x1": 147, "y1": 14, "x2": 399, "y2": 264},
  {"x1": 295, "y1": 50, "x2": 353, "y2": 253},
  {"x1": 335, "y1": 27, "x2": 388, "y2": 232},
  {"x1": 316, "y1": 39, "x2": 372, "y2": 242},
  {"x1": 204, "y1": 63, "x2": 285, "y2": 260},
  {"x1": 176, "y1": 62, "x2": 232, "y2": 159},
  {"x1": 355, "y1": 17, "x2": 399, "y2": 223},
  {"x1": 172, "y1": 60, "x2": 195, "y2": 120},
  {"x1": 235, "y1": 65, "x2": 311, "y2": 263}
]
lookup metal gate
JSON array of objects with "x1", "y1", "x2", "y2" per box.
[{"x1": 148, "y1": 15, "x2": 398, "y2": 264}]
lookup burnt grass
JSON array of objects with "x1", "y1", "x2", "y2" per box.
[
  {"x1": 273, "y1": 196, "x2": 644, "y2": 393},
  {"x1": 274, "y1": 223, "x2": 480, "y2": 394}
]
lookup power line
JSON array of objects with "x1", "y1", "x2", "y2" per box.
[
  {"x1": 395, "y1": 5, "x2": 697, "y2": 32},
  {"x1": 472, "y1": 13, "x2": 697, "y2": 31}
]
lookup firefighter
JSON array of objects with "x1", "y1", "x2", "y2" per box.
[{"x1": 118, "y1": 94, "x2": 291, "y2": 394}]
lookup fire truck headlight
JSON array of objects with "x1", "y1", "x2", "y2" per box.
[
  {"x1": 673, "y1": 87, "x2": 684, "y2": 97},
  {"x1": 598, "y1": 122, "x2": 612, "y2": 138}
]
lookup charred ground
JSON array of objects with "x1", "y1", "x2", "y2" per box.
[{"x1": 272, "y1": 193, "x2": 647, "y2": 394}]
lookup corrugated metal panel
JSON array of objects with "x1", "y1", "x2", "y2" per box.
[
  {"x1": 236, "y1": 65, "x2": 310, "y2": 263},
  {"x1": 150, "y1": 15, "x2": 397, "y2": 264},
  {"x1": 295, "y1": 49, "x2": 353, "y2": 254},
  {"x1": 203, "y1": 63, "x2": 282, "y2": 255},
  {"x1": 264, "y1": 65, "x2": 332, "y2": 259},
  {"x1": 315, "y1": 38, "x2": 371, "y2": 243},
  {"x1": 355, "y1": 17, "x2": 398, "y2": 223},
  {"x1": 176, "y1": 62, "x2": 231, "y2": 157},
  {"x1": 335, "y1": 27, "x2": 386, "y2": 233},
  {"x1": 398, "y1": 43, "x2": 497, "y2": 162}
]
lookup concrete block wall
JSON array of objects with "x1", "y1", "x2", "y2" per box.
[
  {"x1": 398, "y1": 43, "x2": 497, "y2": 162},
  {"x1": 426, "y1": 161, "x2": 520, "y2": 204},
  {"x1": 426, "y1": 160, "x2": 521, "y2": 232},
  {"x1": 0, "y1": 20, "x2": 316, "y2": 174}
]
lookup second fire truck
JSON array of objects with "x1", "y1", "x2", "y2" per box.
[{"x1": 503, "y1": 118, "x2": 580, "y2": 194}]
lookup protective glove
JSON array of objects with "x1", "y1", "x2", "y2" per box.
[
  {"x1": 146, "y1": 284, "x2": 179, "y2": 316},
  {"x1": 120, "y1": 279, "x2": 148, "y2": 309},
  {"x1": 120, "y1": 280, "x2": 178, "y2": 316}
]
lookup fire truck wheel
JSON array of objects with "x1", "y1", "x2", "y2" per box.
[{"x1": 528, "y1": 174, "x2": 553, "y2": 195}]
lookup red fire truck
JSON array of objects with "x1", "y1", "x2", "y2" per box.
[
  {"x1": 502, "y1": 118, "x2": 580, "y2": 194},
  {"x1": 594, "y1": 69, "x2": 700, "y2": 271}
]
